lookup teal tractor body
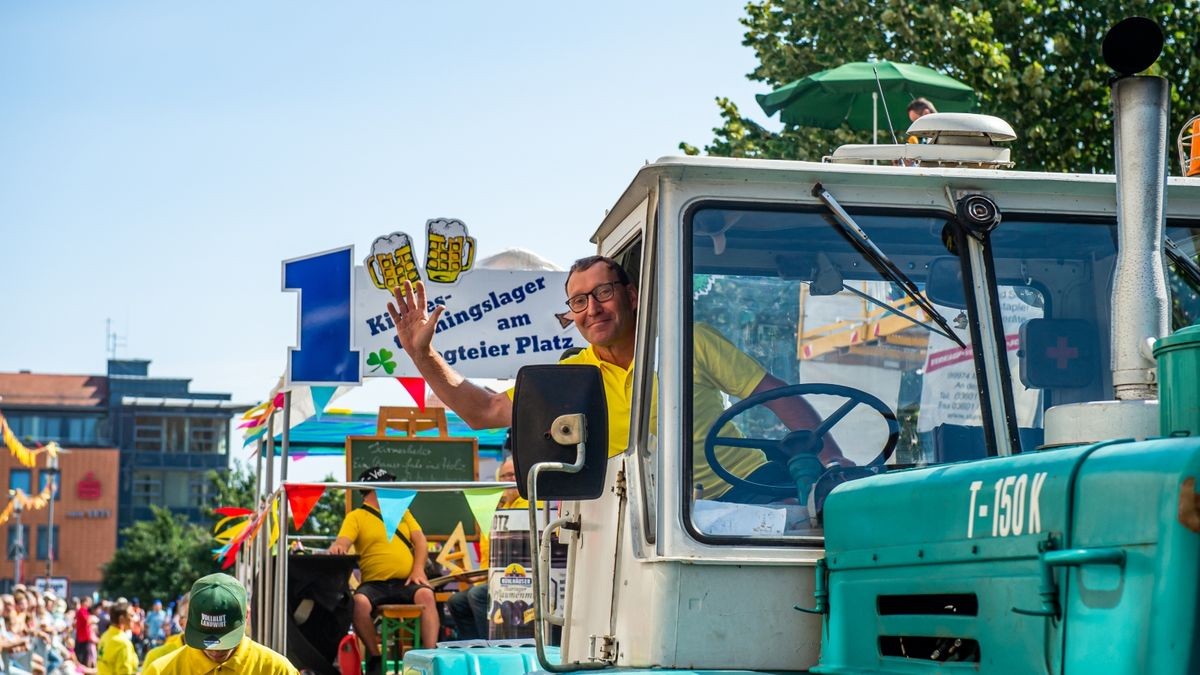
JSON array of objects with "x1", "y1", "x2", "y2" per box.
[{"x1": 817, "y1": 437, "x2": 1200, "y2": 673}]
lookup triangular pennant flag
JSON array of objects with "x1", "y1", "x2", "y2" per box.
[
  {"x1": 464, "y1": 488, "x2": 505, "y2": 534},
  {"x1": 397, "y1": 377, "x2": 426, "y2": 411},
  {"x1": 375, "y1": 488, "x2": 417, "y2": 542},
  {"x1": 310, "y1": 387, "x2": 337, "y2": 420},
  {"x1": 286, "y1": 484, "x2": 326, "y2": 530}
]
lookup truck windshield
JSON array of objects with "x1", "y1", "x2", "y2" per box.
[{"x1": 683, "y1": 205, "x2": 1191, "y2": 543}]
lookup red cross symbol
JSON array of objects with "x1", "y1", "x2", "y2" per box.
[{"x1": 1045, "y1": 336, "x2": 1079, "y2": 369}]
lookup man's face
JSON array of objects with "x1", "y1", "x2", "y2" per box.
[
  {"x1": 566, "y1": 263, "x2": 637, "y2": 349},
  {"x1": 203, "y1": 648, "x2": 235, "y2": 663},
  {"x1": 498, "y1": 459, "x2": 518, "y2": 502}
]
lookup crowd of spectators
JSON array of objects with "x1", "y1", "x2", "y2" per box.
[{"x1": 0, "y1": 586, "x2": 184, "y2": 675}]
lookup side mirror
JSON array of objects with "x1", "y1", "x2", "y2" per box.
[
  {"x1": 925, "y1": 256, "x2": 967, "y2": 309},
  {"x1": 511, "y1": 364, "x2": 608, "y2": 501}
]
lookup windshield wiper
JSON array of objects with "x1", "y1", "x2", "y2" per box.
[
  {"x1": 812, "y1": 183, "x2": 968, "y2": 349},
  {"x1": 1166, "y1": 236, "x2": 1200, "y2": 288}
]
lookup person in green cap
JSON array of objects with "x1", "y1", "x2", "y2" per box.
[
  {"x1": 141, "y1": 573, "x2": 298, "y2": 675},
  {"x1": 97, "y1": 600, "x2": 139, "y2": 675}
]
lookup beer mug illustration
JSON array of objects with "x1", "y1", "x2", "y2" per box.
[
  {"x1": 424, "y1": 218, "x2": 476, "y2": 283},
  {"x1": 365, "y1": 232, "x2": 422, "y2": 291}
]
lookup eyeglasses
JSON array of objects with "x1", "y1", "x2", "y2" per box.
[{"x1": 565, "y1": 281, "x2": 623, "y2": 313}]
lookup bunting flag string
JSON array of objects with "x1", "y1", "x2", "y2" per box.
[
  {"x1": 396, "y1": 377, "x2": 426, "y2": 411},
  {"x1": 310, "y1": 387, "x2": 337, "y2": 420},
  {"x1": 284, "y1": 484, "x2": 327, "y2": 530},
  {"x1": 375, "y1": 489, "x2": 417, "y2": 542},
  {"x1": 0, "y1": 482, "x2": 57, "y2": 526},
  {"x1": 0, "y1": 411, "x2": 62, "y2": 468},
  {"x1": 463, "y1": 488, "x2": 505, "y2": 534}
]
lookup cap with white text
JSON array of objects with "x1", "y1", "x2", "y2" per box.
[{"x1": 185, "y1": 573, "x2": 246, "y2": 650}]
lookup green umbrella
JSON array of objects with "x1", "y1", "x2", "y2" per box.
[{"x1": 757, "y1": 60, "x2": 977, "y2": 142}]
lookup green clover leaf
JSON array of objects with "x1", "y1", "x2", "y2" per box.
[{"x1": 367, "y1": 348, "x2": 398, "y2": 374}]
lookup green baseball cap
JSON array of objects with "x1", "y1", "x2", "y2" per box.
[{"x1": 185, "y1": 573, "x2": 247, "y2": 650}]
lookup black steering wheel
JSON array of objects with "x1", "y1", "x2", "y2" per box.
[{"x1": 703, "y1": 383, "x2": 900, "y2": 499}]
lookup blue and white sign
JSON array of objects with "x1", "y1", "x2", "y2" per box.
[{"x1": 284, "y1": 219, "x2": 583, "y2": 384}]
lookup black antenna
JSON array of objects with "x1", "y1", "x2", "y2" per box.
[{"x1": 872, "y1": 65, "x2": 899, "y2": 144}]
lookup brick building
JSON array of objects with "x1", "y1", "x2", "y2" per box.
[{"x1": 0, "y1": 372, "x2": 118, "y2": 596}]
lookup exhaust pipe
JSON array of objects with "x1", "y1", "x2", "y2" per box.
[{"x1": 1106, "y1": 18, "x2": 1169, "y2": 401}]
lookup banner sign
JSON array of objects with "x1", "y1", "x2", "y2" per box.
[
  {"x1": 356, "y1": 267, "x2": 579, "y2": 379},
  {"x1": 285, "y1": 218, "x2": 582, "y2": 384}
]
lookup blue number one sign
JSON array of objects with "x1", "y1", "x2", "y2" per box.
[{"x1": 282, "y1": 246, "x2": 362, "y2": 386}]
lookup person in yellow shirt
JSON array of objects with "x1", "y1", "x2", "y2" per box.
[
  {"x1": 97, "y1": 601, "x2": 139, "y2": 675},
  {"x1": 142, "y1": 573, "x2": 297, "y2": 675},
  {"x1": 140, "y1": 594, "x2": 187, "y2": 672},
  {"x1": 327, "y1": 466, "x2": 438, "y2": 672},
  {"x1": 446, "y1": 456, "x2": 528, "y2": 640},
  {"x1": 388, "y1": 255, "x2": 847, "y2": 501}
]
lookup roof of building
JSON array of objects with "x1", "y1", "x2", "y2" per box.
[
  {"x1": 0, "y1": 372, "x2": 108, "y2": 408},
  {"x1": 120, "y1": 396, "x2": 252, "y2": 411}
]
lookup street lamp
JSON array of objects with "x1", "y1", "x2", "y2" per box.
[
  {"x1": 44, "y1": 455, "x2": 58, "y2": 579},
  {"x1": 9, "y1": 489, "x2": 23, "y2": 589}
]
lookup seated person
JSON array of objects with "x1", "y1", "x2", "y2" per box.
[
  {"x1": 693, "y1": 322, "x2": 848, "y2": 504},
  {"x1": 328, "y1": 467, "x2": 439, "y2": 672},
  {"x1": 446, "y1": 456, "x2": 527, "y2": 640}
]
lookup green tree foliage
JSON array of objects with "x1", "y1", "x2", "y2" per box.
[
  {"x1": 100, "y1": 506, "x2": 215, "y2": 601},
  {"x1": 683, "y1": 1, "x2": 1200, "y2": 173}
]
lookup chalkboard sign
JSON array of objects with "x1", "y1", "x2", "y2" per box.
[{"x1": 345, "y1": 436, "x2": 479, "y2": 538}]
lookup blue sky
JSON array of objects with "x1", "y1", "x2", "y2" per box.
[{"x1": 0, "y1": 2, "x2": 771, "y2": 424}]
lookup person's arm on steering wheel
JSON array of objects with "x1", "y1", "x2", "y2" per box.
[{"x1": 753, "y1": 373, "x2": 851, "y2": 466}]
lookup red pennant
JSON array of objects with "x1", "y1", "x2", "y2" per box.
[
  {"x1": 397, "y1": 377, "x2": 426, "y2": 411},
  {"x1": 286, "y1": 484, "x2": 327, "y2": 530},
  {"x1": 214, "y1": 506, "x2": 254, "y2": 518}
]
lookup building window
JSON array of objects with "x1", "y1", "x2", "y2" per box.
[
  {"x1": 166, "y1": 418, "x2": 187, "y2": 453},
  {"x1": 134, "y1": 416, "x2": 165, "y2": 451},
  {"x1": 164, "y1": 472, "x2": 191, "y2": 508},
  {"x1": 6, "y1": 525, "x2": 30, "y2": 561},
  {"x1": 8, "y1": 470, "x2": 31, "y2": 495},
  {"x1": 35, "y1": 525, "x2": 59, "y2": 561},
  {"x1": 132, "y1": 471, "x2": 163, "y2": 507},
  {"x1": 189, "y1": 473, "x2": 209, "y2": 508},
  {"x1": 36, "y1": 471, "x2": 61, "y2": 501},
  {"x1": 189, "y1": 418, "x2": 227, "y2": 454}
]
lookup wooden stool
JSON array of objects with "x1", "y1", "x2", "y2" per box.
[{"x1": 376, "y1": 604, "x2": 422, "y2": 673}]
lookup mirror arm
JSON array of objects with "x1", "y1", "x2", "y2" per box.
[{"x1": 529, "y1": 414, "x2": 609, "y2": 672}]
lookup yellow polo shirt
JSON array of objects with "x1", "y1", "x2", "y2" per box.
[
  {"x1": 556, "y1": 346, "x2": 636, "y2": 458},
  {"x1": 97, "y1": 626, "x2": 139, "y2": 675},
  {"x1": 140, "y1": 637, "x2": 298, "y2": 675},
  {"x1": 690, "y1": 323, "x2": 769, "y2": 499},
  {"x1": 141, "y1": 633, "x2": 183, "y2": 671},
  {"x1": 335, "y1": 507, "x2": 422, "y2": 582}
]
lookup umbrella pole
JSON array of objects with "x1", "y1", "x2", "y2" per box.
[{"x1": 872, "y1": 91, "x2": 878, "y2": 144}]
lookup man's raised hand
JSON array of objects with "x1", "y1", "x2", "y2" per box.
[{"x1": 387, "y1": 280, "x2": 445, "y2": 356}]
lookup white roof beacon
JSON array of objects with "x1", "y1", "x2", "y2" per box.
[{"x1": 827, "y1": 112, "x2": 1017, "y2": 169}]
